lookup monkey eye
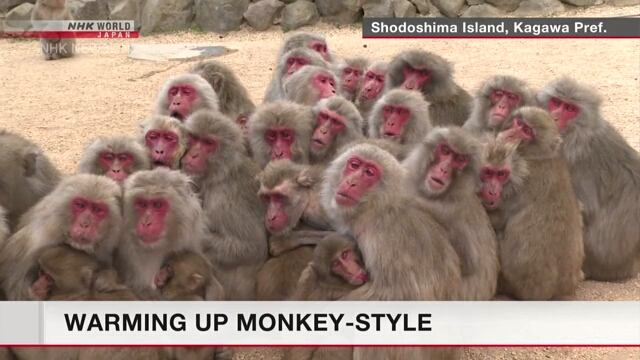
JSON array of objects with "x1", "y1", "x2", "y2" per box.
[
  {"x1": 354, "y1": 70, "x2": 362, "y2": 77},
  {"x1": 565, "y1": 104, "x2": 577, "y2": 113},
  {"x1": 454, "y1": 154, "x2": 467, "y2": 164},
  {"x1": 321, "y1": 112, "x2": 329, "y2": 120},
  {"x1": 118, "y1": 154, "x2": 131, "y2": 162},
  {"x1": 169, "y1": 88, "x2": 179, "y2": 96},
  {"x1": 73, "y1": 199, "x2": 87, "y2": 210},
  {"x1": 494, "y1": 90, "x2": 504, "y2": 98},
  {"x1": 237, "y1": 116, "x2": 248, "y2": 125},
  {"x1": 419, "y1": 70, "x2": 429, "y2": 77},
  {"x1": 348, "y1": 159, "x2": 361, "y2": 170},
  {"x1": 273, "y1": 193, "x2": 285, "y2": 202},
  {"x1": 298, "y1": 59, "x2": 308, "y2": 65},
  {"x1": 482, "y1": 168, "x2": 494, "y2": 177},
  {"x1": 164, "y1": 134, "x2": 176, "y2": 142},
  {"x1": 331, "y1": 118, "x2": 342, "y2": 126},
  {"x1": 320, "y1": 77, "x2": 327, "y2": 84},
  {"x1": 286, "y1": 58, "x2": 295, "y2": 66},
  {"x1": 259, "y1": 194, "x2": 269, "y2": 203},
  {"x1": 497, "y1": 171, "x2": 507, "y2": 178},
  {"x1": 266, "y1": 131, "x2": 277, "y2": 140},
  {"x1": 135, "y1": 199, "x2": 148, "y2": 208},
  {"x1": 341, "y1": 250, "x2": 349, "y2": 259},
  {"x1": 507, "y1": 93, "x2": 517, "y2": 100},
  {"x1": 92, "y1": 205, "x2": 105, "y2": 214},
  {"x1": 524, "y1": 127, "x2": 534, "y2": 137},
  {"x1": 383, "y1": 106, "x2": 393, "y2": 114},
  {"x1": 147, "y1": 132, "x2": 159, "y2": 140},
  {"x1": 153, "y1": 201, "x2": 164, "y2": 209},
  {"x1": 281, "y1": 131, "x2": 291, "y2": 139},
  {"x1": 102, "y1": 153, "x2": 114, "y2": 161},
  {"x1": 364, "y1": 167, "x2": 378, "y2": 178},
  {"x1": 398, "y1": 108, "x2": 409, "y2": 116},
  {"x1": 344, "y1": 68, "x2": 352, "y2": 75},
  {"x1": 515, "y1": 117, "x2": 524, "y2": 126},
  {"x1": 203, "y1": 138, "x2": 216, "y2": 147},
  {"x1": 551, "y1": 97, "x2": 562, "y2": 106},
  {"x1": 440, "y1": 145, "x2": 451, "y2": 155},
  {"x1": 366, "y1": 72, "x2": 374, "y2": 79},
  {"x1": 331, "y1": 260, "x2": 340, "y2": 268}
]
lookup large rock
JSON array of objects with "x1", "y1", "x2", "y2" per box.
[
  {"x1": 4, "y1": 2, "x2": 33, "y2": 28},
  {"x1": 461, "y1": 3, "x2": 504, "y2": 15},
  {"x1": 513, "y1": 0, "x2": 564, "y2": 16},
  {"x1": 485, "y1": 0, "x2": 520, "y2": 10},
  {"x1": 195, "y1": 0, "x2": 249, "y2": 33},
  {"x1": 362, "y1": 0, "x2": 394, "y2": 17},
  {"x1": 430, "y1": 0, "x2": 465, "y2": 17},
  {"x1": 411, "y1": 0, "x2": 432, "y2": 13},
  {"x1": 244, "y1": 0, "x2": 284, "y2": 31},
  {"x1": 560, "y1": 0, "x2": 595, "y2": 5},
  {"x1": 607, "y1": 0, "x2": 639, "y2": 5},
  {"x1": 68, "y1": 0, "x2": 110, "y2": 20},
  {"x1": 281, "y1": 0, "x2": 319, "y2": 31},
  {"x1": 316, "y1": 0, "x2": 362, "y2": 25},
  {"x1": 393, "y1": 0, "x2": 417, "y2": 17},
  {"x1": 1, "y1": 0, "x2": 34, "y2": 12},
  {"x1": 140, "y1": 0, "x2": 194, "y2": 34},
  {"x1": 108, "y1": 0, "x2": 141, "y2": 23}
]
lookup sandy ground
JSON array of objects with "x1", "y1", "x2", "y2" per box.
[{"x1": 1, "y1": 3, "x2": 639, "y2": 360}]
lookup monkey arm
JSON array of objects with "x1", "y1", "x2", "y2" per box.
[{"x1": 269, "y1": 231, "x2": 334, "y2": 257}]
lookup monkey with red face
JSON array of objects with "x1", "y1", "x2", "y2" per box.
[
  {"x1": 264, "y1": 48, "x2": 331, "y2": 104},
  {"x1": 283, "y1": 66, "x2": 340, "y2": 106},
  {"x1": 309, "y1": 96, "x2": 364, "y2": 164},
  {"x1": 138, "y1": 115, "x2": 188, "y2": 169},
  {"x1": 153, "y1": 73, "x2": 219, "y2": 122},
  {"x1": 464, "y1": 75, "x2": 535, "y2": 135},
  {"x1": 78, "y1": 136, "x2": 150, "y2": 184},
  {"x1": 248, "y1": 101, "x2": 316, "y2": 169},
  {"x1": 277, "y1": 31, "x2": 336, "y2": 63},
  {"x1": 536, "y1": 76, "x2": 640, "y2": 282},
  {"x1": 336, "y1": 57, "x2": 370, "y2": 103},
  {"x1": 356, "y1": 61, "x2": 388, "y2": 135},
  {"x1": 386, "y1": 50, "x2": 472, "y2": 127},
  {"x1": 0, "y1": 174, "x2": 123, "y2": 300}
]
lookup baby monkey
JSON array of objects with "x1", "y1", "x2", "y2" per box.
[{"x1": 153, "y1": 250, "x2": 225, "y2": 301}]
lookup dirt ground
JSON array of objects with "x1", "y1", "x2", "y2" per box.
[{"x1": 1, "y1": 3, "x2": 639, "y2": 360}]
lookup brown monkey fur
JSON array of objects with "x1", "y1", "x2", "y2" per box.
[
  {"x1": 282, "y1": 65, "x2": 340, "y2": 106},
  {"x1": 138, "y1": 115, "x2": 188, "y2": 169},
  {"x1": 248, "y1": 101, "x2": 316, "y2": 168},
  {"x1": 336, "y1": 56, "x2": 370, "y2": 102},
  {"x1": 0, "y1": 130, "x2": 62, "y2": 232},
  {"x1": 77, "y1": 136, "x2": 151, "y2": 182},
  {"x1": 276, "y1": 31, "x2": 337, "y2": 63},
  {"x1": 31, "y1": 0, "x2": 75, "y2": 60},
  {"x1": 264, "y1": 48, "x2": 331, "y2": 103},
  {"x1": 153, "y1": 73, "x2": 220, "y2": 120},
  {"x1": 386, "y1": 49, "x2": 472, "y2": 127},
  {"x1": 284, "y1": 234, "x2": 366, "y2": 360},
  {"x1": 403, "y1": 127, "x2": 499, "y2": 300},
  {"x1": 536, "y1": 76, "x2": 640, "y2": 281},
  {"x1": 368, "y1": 89, "x2": 432, "y2": 147},
  {"x1": 0, "y1": 174, "x2": 122, "y2": 300},
  {"x1": 494, "y1": 107, "x2": 584, "y2": 300},
  {"x1": 157, "y1": 250, "x2": 225, "y2": 301},
  {"x1": 31, "y1": 244, "x2": 137, "y2": 301},
  {"x1": 356, "y1": 61, "x2": 388, "y2": 135},
  {"x1": 255, "y1": 160, "x2": 334, "y2": 300},
  {"x1": 320, "y1": 143, "x2": 461, "y2": 360},
  {"x1": 114, "y1": 168, "x2": 206, "y2": 300},
  {"x1": 337, "y1": 138, "x2": 409, "y2": 162},
  {"x1": 180, "y1": 110, "x2": 268, "y2": 300},
  {"x1": 309, "y1": 95, "x2": 365, "y2": 164},
  {"x1": 464, "y1": 75, "x2": 535, "y2": 134}
]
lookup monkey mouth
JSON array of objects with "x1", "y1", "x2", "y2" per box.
[
  {"x1": 428, "y1": 176, "x2": 446, "y2": 190},
  {"x1": 482, "y1": 200, "x2": 498, "y2": 210},
  {"x1": 311, "y1": 138, "x2": 327, "y2": 150},
  {"x1": 72, "y1": 236, "x2": 93, "y2": 246},
  {"x1": 382, "y1": 132, "x2": 400, "y2": 140},
  {"x1": 336, "y1": 192, "x2": 358, "y2": 207},
  {"x1": 170, "y1": 111, "x2": 184, "y2": 121},
  {"x1": 152, "y1": 160, "x2": 170, "y2": 168}
]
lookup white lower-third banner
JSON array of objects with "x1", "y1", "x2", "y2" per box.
[{"x1": 2, "y1": 301, "x2": 639, "y2": 346}]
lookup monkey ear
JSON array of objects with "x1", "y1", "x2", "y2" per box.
[
  {"x1": 22, "y1": 151, "x2": 38, "y2": 177},
  {"x1": 188, "y1": 273, "x2": 204, "y2": 291},
  {"x1": 296, "y1": 171, "x2": 314, "y2": 188},
  {"x1": 79, "y1": 267, "x2": 95, "y2": 287}
]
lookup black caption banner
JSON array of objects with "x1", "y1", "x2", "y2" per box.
[{"x1": 362, "y1": 18, "x2": 640, "y2": 38}]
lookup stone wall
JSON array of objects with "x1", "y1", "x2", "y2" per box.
[{"x1": 2, "y1": 0, "x2": 638, "y2": 35}]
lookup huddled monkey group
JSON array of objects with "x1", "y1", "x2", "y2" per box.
[{"x1": 0, "y1": 30, "x2": 639, "y2": 360}]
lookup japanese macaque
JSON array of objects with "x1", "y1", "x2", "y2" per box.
[
  {"x1": 180, "y1": 110, "x2": 268, "y2": 300},
  {"x1": 536, "y1": 76, "x2": 640, "y2": 281},
  {"x1": 31, "y1": 0, "x2": 75, "y2": 60},
  {"x1": 256, "y1": 160, "x2": 334, "y2": 300},
  {"x1": 277, "y1": 31, "x2": 336, "y2": 63},
  {"x1": 386, "y1": 50, "x2": 472, "y2": 127},
  {"x1": 309, "y1": 96, "x2": 364, "y2": 164},
  {"x1": 138, "y1": 115, "x2": 187, "y2": 169},
  {"x1": 284, "y1": 234, "x2": 367, "y2": 360},
  {"x1": 154, "y1": 250, "x2": 225, "y2": 301},
  {"x1": 28, "y1": 244, "x2": 137, "y2": 301},
  {"x1": 356, "y1": 61, "x2": 388, "y2": 134},
  {"x1": 477, "y1": 138, "x2": 528, "y2": 232},
  {"x1": 489, "y1": 107, "x2": 584, "y2": 300},
  {"x1": 0, "y1": 205, "x2": 8, "y2": 247},
  {"x1": 248, "y1": 101, "x2": 315, "y2": 168},
  {"x1": 153, "y1": 73, "x2": 220, "y2": 122},
  {"x1": 0, "y1": 174, "x2": 122, "y2": 300},
  {"x1": 189, "y1": 60, "x2": 256, "y2": 128},
  {"x1": 282, "y1": 65, "x2": 340, "y2": 106},
  {"x1": 0, "y1": 130, "x2": 62, "y2": 231},
  {"x1": 402, "y1": 127, "x2": 499, "y2": 301},
  {"x1": 319, "y1": 143, "x2": 461, "y2": 360},
  {"x1": 77, "y1": 136, "x2": 150, "y2": 183},
  {"x1": 464, "y1": 75, "x2": 535, "y2": 134},
  {"x1": 114, "y1": 168, "x2": 206, "y2": 300},
  {"x1": 368, "y1": 89, "x2": 432, "y2": 148},
  {"x1": 264, "y1": 48, "x2": 330, "y2": 103},
  {"x1": 337, "y1": 57, "x2": 370, "y2": 102}
]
